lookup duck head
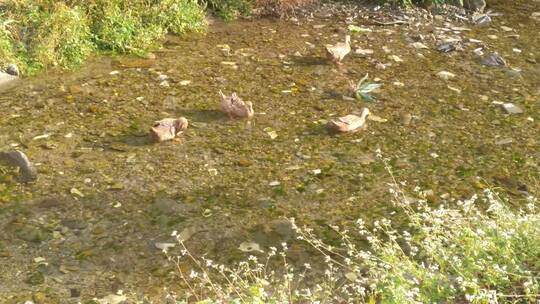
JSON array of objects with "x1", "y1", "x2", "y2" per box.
[{"x1": 360, "y1": 107, "x2": 370, "y2": 119}]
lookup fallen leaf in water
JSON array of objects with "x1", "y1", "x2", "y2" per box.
[
  {"x1": 266, "y1": 130, "x2": 278, "y2": 139},
  {"x1": 367, "y1": 114, "x2": 387, "y2": 122},
  {"x1": 389, "y1": 55, "x2": 403, "y2": 62},
  {"x1": 348, "y1": 24, "x2": 372, "y2": 33},
  {"x1": 436, "y1": 71, "x2": 456, "y2": 80},
  {"x1": 70, "y1": 188, "x2": 84, "y2": 198},
  {"x1": 155, "y1": 242, "x2": 175, "y2": 251},
  {"x1": 410, "y1": 42, "x2": 428, "y2": 49}
]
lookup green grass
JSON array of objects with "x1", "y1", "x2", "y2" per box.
[
  {"x1": 0, "y1": 0, "x2": 466, "y2": 75},
  {"x1": 0, "y1": 0, "x2": 206, "y2": 75}
]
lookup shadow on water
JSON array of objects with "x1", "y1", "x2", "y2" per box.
[
  {"x1": 181, "y1": 109, "x2": 225, "y2": 123},
  {"x1": 291, "y1": 55, "x2": 327, "y2": 66}
]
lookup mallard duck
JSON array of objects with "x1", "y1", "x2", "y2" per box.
[
  {"x1": 219, "y1": 90, "x2": 254, "y2": 119},
  {"x1": 325, "y1": 35, "x2": 351, "y2": 65},
  {"x1": 327, "y1": 108, "x2": 370, "y2": 133},
  {"x1": 149, "y1": 117, "x2": 188, "y2": 142}
]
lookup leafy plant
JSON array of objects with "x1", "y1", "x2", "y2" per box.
[
  {"x1": 350, "y1": 73, "x2": 383, "y2": 102},
  {"x1": 0, "y1": 0, "x2": 207, "y2": 74}
]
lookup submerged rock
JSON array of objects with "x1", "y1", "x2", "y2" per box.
[
  {"x1": 436, "y1": 71, "x2": 456, "y2": 80},
  {"x1": 0, "y1": 71, "x2": 17, "y2": 86},
  {"x1": 472, "y1": 14, "x2": 491, "y2": 26},
  {"x1": 501, "y1": 103, "x2": 524, "y2": 114},
  {"x1": 481, "y1": 53, "x2": 506, "y2": 67},
  {"x1": 96, "y1": 294, "x2": 127, "y2": 304},
  {"x1": 6, "y1": 64, "x2": 20, "y2": 76},
  {"x1": 0, "y1": 150, "x2": 38, "y2": 182}
]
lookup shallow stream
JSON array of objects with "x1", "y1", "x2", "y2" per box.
[{"x1": 0, "y1": 0, "x2": 539, "y2": 302}]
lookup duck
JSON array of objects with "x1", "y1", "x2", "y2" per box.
[
  {"x1": 325, "y1": 35, "x2": 351, "y2": 65},
  {"x1": 149, "y1": 117, "x2": 188, "y2": 142},
  {"x1": 327, "y1": 108, "x2": 370, "y2": 133},
  {"x1": 219, "y1": 90, "x2": 254, "y2": 119}
]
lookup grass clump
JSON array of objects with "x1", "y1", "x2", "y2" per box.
[
  {"x1": 164, "y1": 155, "x2": 540, "y2": 303},
  {"x1": 1, "y1": 0, "x2": 206, "y2": 74},
  {"x1": 12, "y1": 1, "x2": 95, "y2": 73},
  {"x1": 205, "y1": 0, "x2": 253, "y2": 21},
  {"x1": 0, "y1": 20, "x2": 18, "y2": 69}
]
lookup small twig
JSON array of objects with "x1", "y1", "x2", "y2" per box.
[{"x1": 372, "y1": 20, "x2": 408, "y2": 26}]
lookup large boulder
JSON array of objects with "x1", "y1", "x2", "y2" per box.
[{"x1": 0, "y1": 71, "x2": 17, "y2": 87}]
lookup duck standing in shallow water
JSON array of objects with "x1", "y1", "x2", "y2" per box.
[
  {"x1": 327, "y1": 108, "x2": 370, "y2": 133},
  {"x1": 219, "y1": 90, "x2": 254, "y2": 119},
  {"x1": 325, "y1": 35, "x2": 351, "y2": 65},
  {"x1": 149, "y1": 117, "x2": 188, "y2": 142}
]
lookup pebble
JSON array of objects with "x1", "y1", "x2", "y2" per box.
[
  {"x1": 436, "y1": 71, "x2": 456, "y2": 80},
  {"x1": 473, "y1": 14, "x2": 491, "y2": 26},
  {"x1": 389, "y1": 55, "x2": 403, "y2": 62},
  {"x1": 375, "y1": 63, "x2": 386, "y2": 70},
  {"x1": 410, "y1": 42, "x2": 428, "y2": 49},
  {"x1": 481, "y1": 53, "x2": 506, "y2": 67},
  {"x1": 495, "y1": 138, "x2": 513, "y2": 145},
  {"x1": 401, "y1": 113, "x2": 413, "y2": 125},
  {"x1": 269, "y1": 181, "x2": 281, "y2": 187},
  {"x1": 355, "y1": 48, "x2": 374, "y2": 56},
  {"x1": 157, "y1": 74, "x2": 168, "y2": 81},
  {"x1": 154, "y1": 242, "x2": 176, "y2": 251},
  {"x1": 436, "y1": 42, "x2": 457, "y2": 53},
  {"x1": 97, "y1": 294, "x2": 127, "y2": 304},
  {"x1": 502, "y1": 103, "x2": 523, "y2": 114}
]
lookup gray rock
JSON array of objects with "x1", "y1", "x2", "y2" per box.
[
  {"x1": 0, "y1": 71, "x2": 17, "y2": 86},
  {"x1": 481, "y1": 53, "x2": 506, "y2": 67},
  {"x1": 6, "y1": 63, "x2": 19, "y2": 76},
  {"x1": 473, "y1": 14, "x2": 491, "y2": 26},
  {"x1": 0, "y1": 150, "x2": 38, "y2": 182},
  {"x1": 436, "y1": 42, "x2": 461, "y2": 53}
]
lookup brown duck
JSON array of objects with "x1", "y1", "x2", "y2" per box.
[
  {"x1": 149, "y1": 117, "x2": 188, "y2": 142},
  {"x1": 327, "y1": 108, "x2": 370, "y2": 133},
  {"x1": 325, "y1": 35, "x2": 351, "y2": 65},
  {"x1": 219, "y1": 91, "x2": 254, "y2": 119}
]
